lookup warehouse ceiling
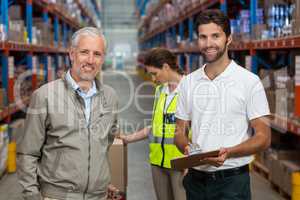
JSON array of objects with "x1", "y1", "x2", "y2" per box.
[
  {"x1": 101, "y1": 0, "x2": 138, "y2": 29},
  {"x1": 101, "y1": 0, "x2": 138, "y2": 67}
]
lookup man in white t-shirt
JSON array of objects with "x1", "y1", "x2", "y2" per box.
[{"x1": 174, "y1": 10, "x2": 271, "y2": 200}]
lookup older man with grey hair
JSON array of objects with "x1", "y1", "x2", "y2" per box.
[{"x1": 17, "y1": 27, "x2": 119, "y2": 200}]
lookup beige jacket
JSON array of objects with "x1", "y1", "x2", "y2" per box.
[{"x1": 17, "y1": 74, "x2": 118, "y2": 200}]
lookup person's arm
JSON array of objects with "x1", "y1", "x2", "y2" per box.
[
  {"x1": 118, "y1": 127, "x2": 151, "y2": 144},
  {"x1": 17, "y1": 90, "x2": 47, "y2": 200},
  {"x1": 204, "y1": 116, "x2": 271, "y2": 167},
  {"x1": 118, "y1": 84, "x2": 162, "y2": 144},
  {"x1": 174, "y1": 119, "x2": 191, "y2": 155},
  {"x1": 174, "y1": 76, "x2": 191, "y2": 155},
  {"x1": 228, "y1": 116, "x2": 271, "y2": 157}
]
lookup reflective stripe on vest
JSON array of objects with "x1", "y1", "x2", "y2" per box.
[{"x1": 149, "y1": 85, "x2": 183, "y2": 168}]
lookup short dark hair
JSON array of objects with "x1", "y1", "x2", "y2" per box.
[
  {"x1": 144, "y1": 48, "x2": 183, "y2": 74},
  {"x1": 196, "y1": 9, "x2": 231, "y2": 37}
]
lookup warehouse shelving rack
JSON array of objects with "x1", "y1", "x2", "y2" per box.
[
  {"x1": 136, "y1": 0, "x2": 300, "y2": 137},
  {"x1": 0, "y1": 0, "x2": 101, "y2": 122}
]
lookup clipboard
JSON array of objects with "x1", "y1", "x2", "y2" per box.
[{"x1": 171, "y1": 150, "x2": 220, "y2": 170}]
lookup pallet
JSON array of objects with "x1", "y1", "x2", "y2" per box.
[
  {"x1": 252, "y1": 160, "x2": 270, "y2": 180},
  {"x1": 270, "y1": 181, "x2": 290, "y2": 200},
  {"x1": 0, "y1": 171, "x2": 7, "y2": 182},
  {"x1": 252, "y1": 161, "x2": 291, "y2": 199}
]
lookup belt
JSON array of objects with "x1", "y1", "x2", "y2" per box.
[{"x1": 189, "y1": 165, "x2": 249, "y2": 181}]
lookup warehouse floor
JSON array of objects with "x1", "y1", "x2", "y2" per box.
[{"x1": 0, "y1": 70, "x2": 284, "y2": 200}]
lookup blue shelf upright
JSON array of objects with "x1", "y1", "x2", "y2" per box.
[
  {"x1": 26, "y1": 0, "x2": 33, "y2": 44},
  {"x1": 1, "y1": 0, "x2": 9, "y2": 39},
  {"x1": 179, "y1": 22, "x2": 185, "y2": 70},
  {"x1": 1, "y1": 0, "x2": 9, "y2": 93},
  {"x1": 1, "y1": 51, "x2": 9, "y2": 94},
  {"x1": 188, "y1": 17, "x2": 194, "y2": 72},
  {"x1": 42, "y1": 7, "x2": 49, "y2": 81},
  {"x1": 220, "y1": 0, "x2": 227, "y2": 14},
  {"x1": 250, "y1": 0, "x2": 258, "y2": 74},
  {"x1": 63, "y1": 22, "x2": 68, "y2": 48},
  {"x1": 54, "y1": 16, "x2": 59, "y2": 47}
]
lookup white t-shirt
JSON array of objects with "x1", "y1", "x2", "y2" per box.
[{"x1": 175, "y1": 60, "x2": 270, "y2": 171}]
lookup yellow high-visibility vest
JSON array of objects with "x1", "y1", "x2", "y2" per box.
[{"x1": 149, "y1": 85, "x2": 184, "y2": 168}]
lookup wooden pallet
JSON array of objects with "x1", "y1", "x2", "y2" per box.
[
  {"x1": 270, "y1": 181, "x2": 290, "y2": 200},
  {"x1": 0, "y1": 171, "x2": 7, "y2": 182},
  {"x1": 252, "y1": 161, "x2": 291, "y2": 199},
  {"x1": 252, "y1": 160, "x2": 270, "y2": 180}
]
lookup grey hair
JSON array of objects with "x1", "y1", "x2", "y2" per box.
[{"x1": 71, "y1": 27, "x2": 107, "y2": 49}]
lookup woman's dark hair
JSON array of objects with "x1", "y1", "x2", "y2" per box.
[
  {"x1": 144, "y1": 48, "x2": 184, "y2": 74},
  {"x1": 196, "y1": 9, "x2": 231, "y2": 37}
]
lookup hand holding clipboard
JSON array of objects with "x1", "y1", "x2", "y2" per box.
[{"x1": 171, "y1": 145, "x2": 230, "y2": 170}]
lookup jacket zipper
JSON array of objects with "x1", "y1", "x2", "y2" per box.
[
  {"x1": 81, "y1": 97, "x2": 93, "y2": 198},
  {"x1": 160, "y1": 94, "x2": 177, "y2": 167},
  {"x1": 160, "y1": 95, "x2": 167, "y2": 167},
  {"x1": 83, "y1": 124, "x2": 91, "y2": 199}
]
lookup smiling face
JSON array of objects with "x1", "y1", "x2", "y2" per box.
[
  {"x1": 69, "y1": 34, "x2": 105, "y2": 82},
  {"x1": 198, "y1": 22, "x2": 232, "y2": 63}
]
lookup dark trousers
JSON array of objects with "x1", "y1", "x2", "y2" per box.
[{"x1": 183, "y1": 168, "x2": 251, "y2": 200}]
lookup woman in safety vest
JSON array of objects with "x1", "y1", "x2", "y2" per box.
[{"x1": 119, "y1": 47, "x2": 186, "y2": 200}]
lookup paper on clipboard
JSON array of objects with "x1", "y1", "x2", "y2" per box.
[{"x1": 170, "y1": 150, "x2": 220, "y2": 170}]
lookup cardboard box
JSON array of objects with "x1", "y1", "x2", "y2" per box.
[
  {"x1": 292, "y1": 20, "x2": 300, "y2": 35},
  {"x1": 269, "y1": 154, "x2": 282, "y2": 186},
  {"x1": 269, "y1": 150, "x2": 300, "y2": 188},
  {"x1": 275, "y1": 78, "x2": 294, "y2": 118},
  {"x1": 259, "y1": 69, "x2": 275, "y2": 89},
  {"x1": 263, "y1": 150, "x2": 273, "y2": 170},
  {"x1": 252, "y1": 24, "x2": 267, "y2": 40},
  {"x1": 294, "y1": 0, "x2": 300, "y2": 20},
  {"x1": 8, "y1": 5, "x2": 22, "y2": 20},
  {"x1": 0, "y1": 89, "x2": 8, "y2": 109},
  {"x1": 8, "y1": 20, "x2": 25, "y2": 43},
  {"x1": 275, "y1": 89, "x2": 288, "y2": 117},
  {"x1": 256, "y1": 149, "x2": 273, "y2": 170},
  {"x1": 280, "y1": 160, "x2": 300, "y2": 196},
  {"x1": 0, "y1": 127, "x2": 9, "y2": 177},
  {"x1": 108, "y1": 138, "x2": 127, "y2": 193},
  {"x1": 266, "y1": 89, "x2": 276, "y2": 114},
  {"x1": 274, "y1": 68, "x2": 289, "y2": 89},
  {"x1": 270, "y1": 160, "x2": 300, "y2": 196},
  {"x1": 270, "y1": 150, "x2": 300, "y2": 161}
]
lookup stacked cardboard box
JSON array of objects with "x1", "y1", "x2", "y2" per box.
[
  {"x1": 163, "y1": 3, "x2": 177, "y2": 23},
  {"x1": 273, "y1": 68, "x2": 295, "y2": 119},
  {"x1": 8, "y1": 5, "x2": 26, "y2": 43},
  {"x1": 108, "y1": 138, "x2": 127, "y2": 200},
  {"x1": 292, "y1": 0, "x2": 300, "y2": 35},
  {"x1": 8, "y1": 20, "x2": 26, "y2": 43},
  {"x1": 0, "y1": 89, "x2": 8, "y2": 110},
  {"x1": 0, "y1": 125, "x2": 9, "y2": 177},
  {"x1": 259, "y1": 69, "x2": 276, "y2": 114},
  {"x1": 252, "y1": 24, "x2": 267, "y2": 40},
  {"x1": 255, "y1": 148, "x2": 273, "y2": 170},
  {"x1": 8, "y1": 5, "x2": 22, "y2": 20},
  {"x1": 33, "y1": 18, "x2": 54, "y2": 46},
  {"x1": 269, "y1": 150, "x2": 300, "y2": 196}
]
